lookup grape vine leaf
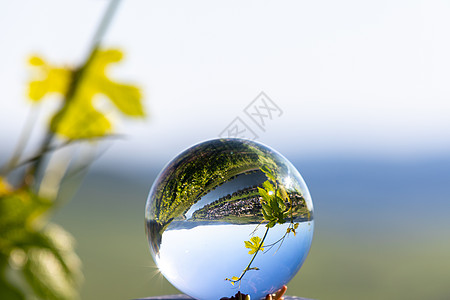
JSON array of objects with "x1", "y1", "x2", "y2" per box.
[
  {"x1": 227, "y1": 276, "x2": 240, "y2": 286},
  {"x1": 244, "y1": 236, "x2": 264, "y2": 255},
  {"x1": 258, "y1": 180, "x2": 288, "y2": 228},
  {"x1": 22, "y1": 225, "x2": 82, "y2": 300},
  {"x1": 28, "y1": 49, "x2": 145, "y2": 139},
  {"x1": 0, "y1": 183, "x2": 81, "y2": 300}
]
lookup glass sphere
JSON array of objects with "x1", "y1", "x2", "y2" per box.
[{"x1": 145, "y1": 138, "x2": 314, "y2": 300}]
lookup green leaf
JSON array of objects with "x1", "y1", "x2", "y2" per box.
[
  {"x1": 28, "y1": 56, "x2": 45, "y2": 66},
  {"x1": 266, "y1": 220, "x2": 276, "y2": 228},
  {"x1": 0, "y1": 277, "x2": 25, "y2": 300},
  {"x1": 100, "y1": 82, "x2": 144, "y2": 116},
  {"x1": 28, "y1": 49, "x2": 145, "y2": 140},
  {"x1": 22, "y1": 224, "x2": 82, "y2": 300},
  {"x1": 262, "y1": 180, "x2": 275, "y2": 193},
  {"x1": 278, "y1": 185, "x2": 289, "y2": 202},
  {"x1": 261, "y1": 203, "x2": 272, "y2": 216},
  {"x1": 257, "y1": 187, "x2": 270, "y2": 203},
  {"x1": 225, "y1": 276, "x2": 240, "y2": 285},
  {"x1": 28, "y1": 58, "x2": 71, "y2": 101},
  {"x1": 260, "y1": 165, "x2": 276, "y2": 182},
  {"x1": 50, "y1": 102, "x2": 112, "y2": 139},
  {"x1": 0, "y1": 183, "x2": 81, "y2": 300},
  {"x1": 244, "y1": 236, "x2": 264, "y2": 255},
  {"x1": 276, "y1": 195, "x2": 286, "y2": 212},
  {"x1": 0, "y1": 188, "x2": 51, "y2": 237},
  {"x1": 270, "y1": 196, "x2": 280, "y2": 215},
  {"x1": 23, "y1": 248, "x2": 74, "y2": 300}
]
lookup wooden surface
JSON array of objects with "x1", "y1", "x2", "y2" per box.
[{"x1": 135, "y1": 295, "x2": 313, "y2": 300}]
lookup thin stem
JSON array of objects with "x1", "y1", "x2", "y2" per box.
[
  {"x1": 19, "y1": 135, "x2": 124, "y2": 174},
  {"x1": 87, "y1": 0, "x2": 122, "y2": 55},
  {"x1": 52, "y1": 139, "x2": 113, "y2": 209},
  {"x1": 236, "y1": 226, "x2": 270, "y2": 283},
  {"x1": 264, "y1": 232, "x2": 288, "y2": 250},
  {"x1": 24, "y1": 0, "x2": 122, "y2": 185},
  {"x1": 249, "y1": 221, "x2": 264, "y2": 236}
]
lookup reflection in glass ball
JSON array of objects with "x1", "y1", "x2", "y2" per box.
[{"x1": 145, "y1": 139, "x2": 314, "y2": 300}]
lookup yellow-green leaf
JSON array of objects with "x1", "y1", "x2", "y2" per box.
[
  {"x1": 50, "y1": 102, "x2": 111, "y2": 139},
  {"x1": 260, "y1": 164, "x2": 276, "y2": 182},
  {"x1": 0, "y1": 188, "x2": 51, "y2": 233},
  {"x1": 29, "y1": 56, "x2": 45, "y2": 66},
  {"x1": 279, "y1": 185, "x2": 289, "y2": 202},
  {"x1": 262, "y1": 180, "x2": 275, "y2": 193},
  {"x1": 23, "y1": 245, "x2": 80, "y2": 300},
  {"x1": 28, "y1": 58, "x2": 71, "y2": 101},
  {"x1": 100, "y1": 82, "x2": 144, "y2": 116},
  {"x1": 27, "y1": 49, "x2": 145, "y2": 139},
  {"x1": 244, "y1": 236, "x2": 264, "y2": 255}
]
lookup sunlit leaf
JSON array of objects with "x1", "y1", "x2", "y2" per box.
[
  {"x1": 262, "y1": 180, "x2": 275, "y2": 193},
  {"x1": 20, "y1": 224, "x2": 81, "y2": 300},
  {"x1": 28, "y1": 49, "x2": 145, "y2": 139},
  {"x1": 0, "y1": 188, "x2": 51, "y2": 237},
  {"x1": 259, "y1": 164, "x2": 276, "y2": 182},
  {"x1": 50, "y1": 102, "x2": 112, "y2": 139},
  {"x1": 244, "y1": 236, "x2": 264, "y2": 255},
  {"x1": 276, "y1": 195, "x2": 286, "y2": 212},
  {"x1": 0, "y1": 186, "x2": 81, "y2": 300},
  {"x1": 29, "y1": 56, "x2": 45, "y2": 66},
  {"x1": 225, "y1": 276, "x2": 240, "y2": 285},
  {"x1": 28, "y1": 57, "x2": 71, "y2": 101},
  {"x1": 279, "y1": 185, "x2": 289, "y2": 202},
  {"x1": 23, "y1": 247, "x2": 78, "y2": 300},
  {"x1": 261, "y1": 203, "x2": 272, "y2": 217},
  {"x1": 258, "y1": 187, "x2": 271, "y2": 204},
  {"x1": 266, "y1": 220, "x2": 276, "y2": 228}
]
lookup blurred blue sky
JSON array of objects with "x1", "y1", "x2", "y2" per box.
[{"x1": 1, "y1": 0, "x2": 450, "y2": 171}]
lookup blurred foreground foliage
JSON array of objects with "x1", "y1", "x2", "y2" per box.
[
  {"x1": 0, "y1": 181, "x2": 81, "y2": 300},
  {"x1": 0, "y1": 45, "x2": 144, "y2": 299}
]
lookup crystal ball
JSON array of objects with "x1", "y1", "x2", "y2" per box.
[{"x1": 145, "y1": 138, "x2": 314, "y2": 300}]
